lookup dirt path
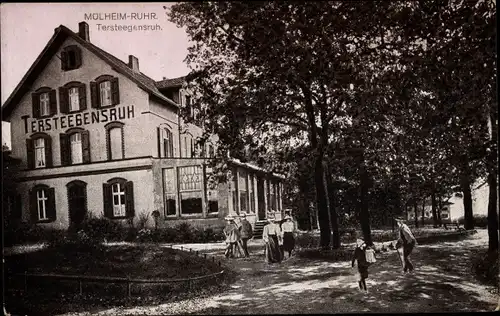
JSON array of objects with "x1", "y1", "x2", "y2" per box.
[{"x1": 60, "y1": 229, "x2": 498, "y2": 315}]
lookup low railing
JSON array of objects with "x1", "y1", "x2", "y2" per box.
[{"x1": 6, "y1": 244, "x2": 227, "y2": 298}]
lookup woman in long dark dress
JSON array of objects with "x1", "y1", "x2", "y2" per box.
[
  {"x1": 263, "y1": 216, "x2": 282, "y2": 264},
  {"x1": 281, "y1": 215, "x2": 296, "y2": 259}
]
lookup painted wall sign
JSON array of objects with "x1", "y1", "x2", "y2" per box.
[{"x1": 22, "y1": 105, "x2": 135, "y2": 134}]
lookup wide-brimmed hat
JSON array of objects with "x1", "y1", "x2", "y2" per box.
[
  {"x1": 240, "y1": 212, "x2": 247, "y2": 218},
  {"x1": 284, "y1": 215, "x2": 292, "y2": 220},
  {"x1": 394, "y1": 216, "x2": 405, "y2": 222},
  {"x1": 225, "y1": 215, "x2": 235, "y2": 221}
]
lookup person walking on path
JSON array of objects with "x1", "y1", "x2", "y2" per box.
[
  {"x1": 239, "y1": 213, "x2": 253, "y2": 258},
  {"x1": 395, "y1": 217, "x2": 417, "y2": 273},
  {"x1": 281, "y1": 215, "x2": 296, "y2": 259},
  {"x1": 351, "y1": 238, "x2": 371, "y2": 292},
  {"x1": 263, "y1": 215, "x2": 282, "y2": 264},
  {"x1": 224, "y1": 215, "x2": 242, "y2": 258}
]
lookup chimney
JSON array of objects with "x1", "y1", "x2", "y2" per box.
[
  {"x1": 128, "y1": 55, "x2": 140, "y2": 72},
  {"x1": 78, "y1": 22, "x2": 90, "y2": 41}
]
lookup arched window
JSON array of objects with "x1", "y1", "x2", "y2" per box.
[
  {"x1": 26, "y1": 132, "x2": 52, "y2": 169},
  {"x1": 59, "y1": 81, "x2": 87, "y2": 113},
  {"x1": 182, "y1": 133, "x2": 194, "y2": 158},
  {"x1": 90, "y1": 75, "x2": 119, "y2": 108},
  {"x1": 60, "y1": 128, "x2": 90, "y2": 166},
  {"x1": 103, "y1": 177, "x2": 134, "y2": 219},
  {"x1": 31, "y1": 87, "x2": 57, "y2": 118},
  {"x1": 105, "y1": 122, "x2": 125, "y2": 160},
  {"x1": 66, "y1": 180, "x2": 88, "y2": 229}
]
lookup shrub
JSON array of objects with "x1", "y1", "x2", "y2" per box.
[
  {"x1": 472, "y1": 250, "x2": 499, "y2": 288},
  {"x1": 79, "y1": 213, "x2": 124, "y2": 242},
  {"x1": 457, "y1": 215, "x2": 488, "y2": 228},
  {"x1": 138, "y1": 211, "x2": 150, "y2": 230}
]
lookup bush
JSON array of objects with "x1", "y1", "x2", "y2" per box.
[
  {"x1": 4, "y1": 221, "x2": 66, "y2": 247},
  {"x1": 457, "y1": 215, "x2": 488, "y2": 228},
  {"x1": 472, "y1": 250, "x2": 499, "y2": 288},
  {"x1": 79, "y1": 213, "x2": 126, "y2": 242}
]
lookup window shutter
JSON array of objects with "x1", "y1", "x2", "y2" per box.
[
  {"x1": 74, "y1": 47, "x2": 82, "y2": 68},
  {"x1": 169, "y1": 133, "x2": 174, "y2": 157},
  {"x1": 103, "y1": 183, "x2": 112, "y2": 218},
  {"x1": 157, "y1": 127, "x2": 162, "y2": 158},
  {"x1": 60, "y1": 133, "x2": 70, "y2": 166},
  {"x1": 29, "y1": 189, "x2": 38, "y2": 223},
  {"x1": 45, "y1": 136, "x2": 53, "y2": 167},
  {"x1": 59, "y1": 87, "x2": 69, "y2": 114},
  {"x1": 79, "y1": 83, "x2": 87, "y2": 110},
  {"x1": 125, "y1": 181, "x2": 135, "y2": 218},
  {"x1": 82, "y1": 130, "x2": 91, "y2": 163},
  {"x1": 111, "y1": 77, "x2": 120, "y2": 105},
  {"x1": 90, "y1": 81, "x2": 99, "y2": 108},
  {"x1": 61, "y1": 51, "x2": 68, "y2": 70},
  {"x1": 47, "y1": 187, "x2": 56, "y2": 222},
  {"x1": 26, "y1": 138, "x2": 35, "y2": 169},
  {"x1": 32, "y1": 93, "x2": 40, "y2": 118},
  {"x1": 49, "y1": 89, "x2": 57, "y2": 116}
]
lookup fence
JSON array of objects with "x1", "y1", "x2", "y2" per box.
[{"x1": 6, "y1": 243, "x2": 227, "y2": 298}]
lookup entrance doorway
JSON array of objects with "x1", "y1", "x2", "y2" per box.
[{"x1": 67, "y1": 180, "x2": 88, "y2": 231}]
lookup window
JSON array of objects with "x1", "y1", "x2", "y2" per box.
[
  {"x1": 239, "y1": 170, "x2": 248, "y2": 214},
  {"x1": 59, "y1": 82, "x2": 87, "y2": 113},
  {"x1": 26, "y1": 133, "x2": 52, "y2": 169},
  {"x1": 91, "y1": 76, "x2": 119, "y2": 108},
  {"x1": 179, "y1": 166, "x2": 203, "y2": 215},
  {"x1": 249, "y1": 174, "x2": 255, "y2": 213},
  {"x1": 70, "y1": 133, "x2": 83, "y2": 164},
  {"x1": 163, "y1": 168, "x2": 177, "y2": 216},
  {"x1": 35, "y1": 138, "x2": 46, "y2": 168},
  {"x1": 442, "y1": 213, "x2": 449, "y2": 219},
  {"x1": 158, "y1": 126, "x2": 174, "y2": 158},
  {"x1": 60, "y1": 129, "x2": 90, "y2": 166},
  {"x1": 182, "y1": 133, "x2": 193, "y2": 158},
  {"x1": 29, "y1": 185, "x2": 56, "y2": 223},
  {"x1": 32, "y1": 88, "x2": 57, "y2": 118},
  {"x1": 103, "y1": 178, "x2": 134, "y2": 219},
  {"x1": 112, "y1": 182, "x2": 126, "y2": 217},
  {"x1": 40, "y1": 93, "x2": 50, "y2": 116},
  {"x1": 231, "y1": 171, "x2": 238, "y2": 214},
  {"x1": 69, "y1": 87, "x2": 79, "y2": 112},
  {"x1": 100, "y1": 81, "x2": 112, "y2": 107},
  {"x1": 61, "y1": 45, "x2": 82, "y2": 70},
  {"x1": 105, "y1": 122, "x2": 124, "y2": 160},
  {"x1": 207, "y1": 169, "x2": 218, "y2": 214}
]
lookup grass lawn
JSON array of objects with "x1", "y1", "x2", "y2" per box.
[{"x1": 4, "y1": 243, "x2": 233, "y2": 315}]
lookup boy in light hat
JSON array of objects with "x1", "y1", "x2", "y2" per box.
[{"x1": 351, "y1": 238, "x2": 370, "y2": 292}]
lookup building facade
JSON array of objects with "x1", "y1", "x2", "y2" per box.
[{"x1": 1, "y1": 22, "x2": 284, "y2": 231}]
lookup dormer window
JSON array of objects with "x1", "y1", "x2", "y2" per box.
[
  {"x1": 90, "y1": 75, "x2": 119, "y2": 108},
  {"x1": 61, "y1": 45, "x2": 82, "y2": 71}
]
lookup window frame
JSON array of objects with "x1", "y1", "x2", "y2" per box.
[
  {"x1": 105, "y1": 122, "x2": 125, "y2": 161},
  {"x1": 60, "y1": 127, "x2": 90, "y2": 166},
  {"x1": 103, "y1": 177, "x2": 134, "y2": 219},
  {"x1": 27, "y1": 132, "x2": 53, "y2": 169},
  {"x1": 178, "y1": 165, "x2": 204, "y2": 216},
  {"x1": 30, "y1": 184, "x2": 56, "y2": 223},
  {"x1": 61, "y1": 45, "x2": 82, "y2": 71},
  {"x1": 32, "y1": 87, "x2": 57, "y2": 119},
  {"x1": 91, "y1": 75, "x2": 120, "y2": 109}
]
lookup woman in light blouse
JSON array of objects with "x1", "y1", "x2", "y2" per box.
[
  {"x1": 281, "y1": 215, "x2": 296, "y2": 259},
  {"x1": 262, "y1": 215, "x2": 282, "y2": 264}
]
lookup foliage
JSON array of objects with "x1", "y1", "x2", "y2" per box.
[
  {"x1": 137, "y1": 211, "x2": 150, "y2": 230},
  {"x1": 456, "y1": 215, "x2": 488, "y2": 228},
  {"x1": 471, "y1": 250, "x2": 499, "y2": 289},
  {"x1": 4, "y1": 221, "x2": 64, "y2": 247}
]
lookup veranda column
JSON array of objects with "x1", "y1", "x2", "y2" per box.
[{"x1": 254, "y1": 175, "x2": 259, "y2": 218}]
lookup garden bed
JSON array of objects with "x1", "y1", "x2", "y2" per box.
[{"x1": 4, "y1": 242, "x2": 233, "y2": 315}]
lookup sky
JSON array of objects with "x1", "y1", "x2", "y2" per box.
[{"x1": 1, "y1": 2, "x2": 191, "y2": 148}]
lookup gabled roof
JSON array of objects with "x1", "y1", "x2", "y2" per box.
[
  {"x1": 1, "y1": 24, "x2": 178, "y2": 121},
  {"x1": 155, "y1": 76, "x2": 186, "y2": 90}
]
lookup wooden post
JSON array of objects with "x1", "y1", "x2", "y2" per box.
[
  {"x1": 204, "y1": 254, "x2": 207, "y2": 259},
  {"x1": 127, "y1": 280, "x2": 131, "y2": 297},
  {"x1": 79, "y1": 280, "x2": 83, "y2": 295}
]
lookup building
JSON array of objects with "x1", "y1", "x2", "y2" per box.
[
  {"x1": 1, "y1": 21, "x2": 284, "y2": 231},
  {"x1": 406, "y1": 179, "x2": 491, "y2": 222}
]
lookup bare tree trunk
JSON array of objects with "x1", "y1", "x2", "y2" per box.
[
  {"x1": 421, "y1": 197, "x2": 426, "y2": 227},
  {"x1": 487, "y1": 110, "x2": 498, "y2": 251},
  {"x1": 314, "y1": 157, "x2": 331, "y2": 249},
  {"x1": 359, "y1": 162, "x2": 372, "y2": 246},
  {"x1": 431, "y1": 190, "x2": 438, "y2": 228},
  {"x1": 437, "y1": 196, "x2": 443, "y2": 227},
  {"x1": 414, "y1": 199, "x2": 419, "y2": 228},
  {"x1": 325, "y1": 167, "x2": 341, "y2": 249}
]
